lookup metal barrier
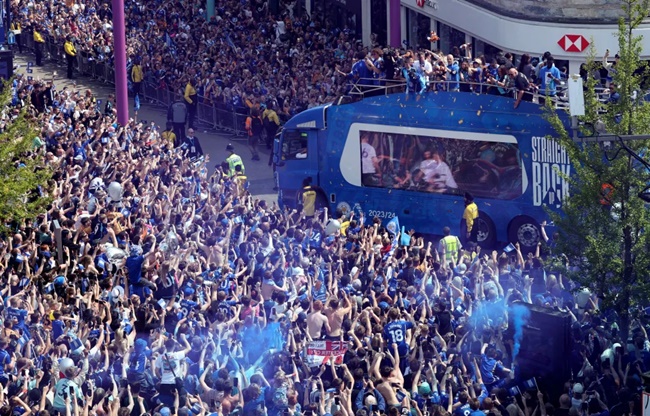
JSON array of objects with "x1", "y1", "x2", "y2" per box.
[{"x1": 16, "y1": 30, "x2": 248, "y2": 137}]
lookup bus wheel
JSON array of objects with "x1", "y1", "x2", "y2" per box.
[
  {"x1": 475, "y1": 212, "x2": 496, "y2": 248},
  {"x1": 508, "y1": 216, "x2": 541, "y2": 250}
]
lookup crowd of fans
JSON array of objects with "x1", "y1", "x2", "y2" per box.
[
  {"x1": 0, "y1": 1, "x2": 641, "y2": 416},
  {"x1": 0, "y1": 70, "x2": 643, "y2": 416}
]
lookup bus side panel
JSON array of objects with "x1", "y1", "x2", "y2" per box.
[{"x1": 312, "y1": 93, "x2": 570, "y2": 241}]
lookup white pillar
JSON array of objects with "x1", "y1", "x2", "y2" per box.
[
  {"x1": 361, "y1": 0, "x2": 371, "y2": 47},
  {"x1": 400, "y1": 6, "x2": 407, "y2": 47},
  {"x1": 568, "y1": 59, "x2": 582, "y2": 77}
]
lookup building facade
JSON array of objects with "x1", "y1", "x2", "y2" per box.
[{"x1": 374, "y1": 0, "x2": 650, "y2": 75}]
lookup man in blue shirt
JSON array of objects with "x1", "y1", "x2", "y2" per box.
[
  {"x1": 537, "y1": 56, "x2": 562, "y2": 105},
  {"x1": 0, "y1": 338, "x2": 11, "y2": 385},
  {"x1": 127, "y1": 244, "x2": 158, "y2": 300},
  {"x1": 337, "y1": 51, "x2": 373, "y2": 87},
  {"x1": 454, "y1": 391, "x2": 471, "y2": 416},
  {"x1": 383, "y1": 308, "x2": 415, "y2": 358},
  {"x1": 445, "y1": 54, "x2": 460, "y2": 91},
  {"x1": 480, "y1": 346, "x2": 511, "y2": 392},
  {"x1": 6, "y1": 297, "x2": 30, "y2": 338}
]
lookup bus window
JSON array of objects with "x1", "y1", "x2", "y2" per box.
[
  {"x1": 359, "y1": 129, "x2": 523, "y2": 200},
  {"x1": 282, "y1": 130, "x2": 308, "y2": 160}
]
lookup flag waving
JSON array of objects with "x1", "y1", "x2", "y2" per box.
[{"x1": 383, "y1": 216, "x2": 400, "y2": 260}]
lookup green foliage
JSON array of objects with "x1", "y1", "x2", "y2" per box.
[
  {"x1": 0, "y1": 81, "x2": 52, "y2": 228},
  {"x1": 544, "y1": 0, "x2": 650, "y2": 335}
]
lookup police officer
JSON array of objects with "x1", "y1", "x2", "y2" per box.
[
  {"x1": 131, "y1": 57, "x2": 144, "y2": 99},
  {"x1": 184, "y1": 78, "x2": 198, "y2": 130},
  {"x1": 168, "y1": 98, "x2": 188, "y2": 143},
  {"x1": 225, "y1": 144, "x2": 244, "y2": 177},
  {"x1": 63, "y1": 36, "x2": 77, "y2": 79},
  {"x1": 33, "y1": 25, "x2": 45, "y2": 66}
]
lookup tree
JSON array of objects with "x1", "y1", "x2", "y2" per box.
[
  {"x1": 545, "y1": 0, "x2": 650, "y2": 341},
  {"x1": 0, "y1": 81, "x2": 52, "y2": 230}
]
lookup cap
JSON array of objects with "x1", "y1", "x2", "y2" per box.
[
  {"x1": 160, "y1": 408, "x2": 171, "y2": 416},
  {"x1": 226, "y1": 143, "x2": 234, "y2": 151},
  {"x1": 418, "y1": 382, "x2": 432, "y2": 396},
  {"x1": 184, "y1": 287, "x2": 195, "y2": 296},
  {"x1": 572, "y1": 383, "x2": 584, "y2": 394}
]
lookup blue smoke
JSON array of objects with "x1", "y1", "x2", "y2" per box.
[
  {"x1": 510, "y1": 304, "x2": 531, "y2": 363},
  {"x1": 240, "y1": 322, "x2": 284, "y2": 366}
]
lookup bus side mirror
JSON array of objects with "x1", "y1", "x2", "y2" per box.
[{"x1": 273, "y1": 138, "x2": 283, "y2": 166}]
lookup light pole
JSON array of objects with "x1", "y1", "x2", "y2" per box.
[
  {"x1": 112, "y1": 0, "x2": 128, "y2": 126},
  {"x1": 207, "y1": 0, "x2": 215, "y2": 19}
]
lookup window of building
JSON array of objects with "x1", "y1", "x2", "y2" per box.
[
  {"x1": 371, "y1": 0, "x2": 387, "y2": 47},
  {"x1": 406, "y1": 8, "x2": 431, "y2": 50},
  {"x1": 437, "y1": 22, "x2": 466, "y2": 56}
]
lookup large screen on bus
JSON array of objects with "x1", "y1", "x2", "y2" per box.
[{"x1": 359, "y1": 129, "x2": 523, "y2": 200}]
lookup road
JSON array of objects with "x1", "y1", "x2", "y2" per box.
[{"x1": 13, "y1": 52, "x2": 278, "y2": 203}]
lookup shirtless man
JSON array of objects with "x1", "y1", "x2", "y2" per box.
[
  {"x1": 306, "y1": 300, "x2": 331, "y2": 340},
  {"x1": 323, "y1": 292, "x2": 352, "y2": 340},
  {"x1": 261, "y1": 270, "x2": 286, "y2": 301},
  {"x1": 373, "y1": 346, "x2": 406, "y2": 413}
]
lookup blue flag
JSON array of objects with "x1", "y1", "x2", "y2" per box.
[
  {"x1": 386, "y1": 216, "x2": 400, "y2": 237},
  {"x1": 400, "y1": 226, "x2": 411, "y2": 246},
  {"x1": 522, "y1": 378, "x2": 538, "y2": 390},
  {"x1": 225, "y1": 33, "x2": 237, "y2": 51},
  {"x1": 134, "y1": 94, "x2": 140, "y2": 111},
  {"x1": 504, "y1": 243, "x2": 516, "y2": 253}
]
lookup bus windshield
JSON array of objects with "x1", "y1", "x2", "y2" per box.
[
  {"x1": 360, "y1": 129, "x2": 523, "y2": 200},
  {"x1": 282, "y1": 130, "x2": 308, "y2": 160}
]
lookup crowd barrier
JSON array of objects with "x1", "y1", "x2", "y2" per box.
[{"x1": 20, "y1": 33, "x2": 250, "y2": 138}]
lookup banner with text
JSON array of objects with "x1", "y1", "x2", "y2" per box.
[{"x1": 306, "y1": 341, "x2": 348, "y2": 367}]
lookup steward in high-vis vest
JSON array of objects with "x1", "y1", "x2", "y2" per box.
[
  {"x1": 438, "y1": 226, "x2": 462, "y2": 266},
  {"x1": 225, "y1": 143, "x2": 245, "y2": 177}
]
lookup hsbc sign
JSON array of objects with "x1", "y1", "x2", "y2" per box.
[{"x1": 557, "y1": 34, "x2": 590, "y2": 53}]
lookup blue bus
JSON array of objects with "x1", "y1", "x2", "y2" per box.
[{"x1": 272, "y1": 85, "x2": 571, "y2": 250}]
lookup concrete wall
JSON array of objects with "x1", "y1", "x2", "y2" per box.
[{"x1": 463, "y1": 0, "x2": 625, "y2": 23}]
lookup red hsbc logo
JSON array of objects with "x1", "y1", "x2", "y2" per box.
[
  {"x1": 557, "y1": 34, "x2": 590, "y2": 52},
  {"x1": 416, "y1": 0, "x2": 425, "y2": 6}
]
